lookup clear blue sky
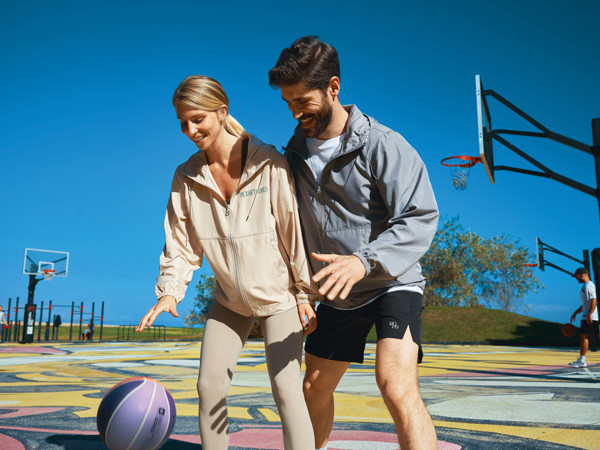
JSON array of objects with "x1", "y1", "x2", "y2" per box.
[{"x1": 1, "y1": 0, "x2": 599, "y2": 327}]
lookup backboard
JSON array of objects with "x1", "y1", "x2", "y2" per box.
[
  {"x1": 535, "y1": 237, "x2": 544, "y2": 271},
  {"x1": 23, "y1": 248, "x2": 69, "y2": 278},
  {"x1": 476, "y1": 75, "x2": 494, "y2": 184}
]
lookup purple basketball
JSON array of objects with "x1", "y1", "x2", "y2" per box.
[{"x1": 97, "y1": 377, "x2": 176, "y2": 450}]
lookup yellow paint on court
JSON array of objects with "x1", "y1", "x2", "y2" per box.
[{"x1": 435, "y1": 419, "x2": 600, "y2": 449}]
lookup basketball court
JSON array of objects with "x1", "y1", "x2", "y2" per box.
[{"x1": 1, "y1": 340, "x2": 598, "y2": 449}]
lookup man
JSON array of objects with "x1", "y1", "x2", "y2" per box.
[
  {"x1": 52, "y1": 314, "x2": 62, "y2": 340},
  {"x1": 0, "y1": 305, "x2": 8, "y2": 342},
  {"x1": 569, "y1": 267, "x2": 598, "y2": 368},
  {"x1": 269, "y1": 36, "x2": 439, "y2": 450},
  {"x1": 83, "y1": 319, "x2": 95, "y2": 340},
  {"x1": 0, "y1": 305, "x2": 7, "y2": 327}
]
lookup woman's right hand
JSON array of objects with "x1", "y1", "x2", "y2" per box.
[{"x1": 136, "y1": 295, "x2": 179, "y2": 332}]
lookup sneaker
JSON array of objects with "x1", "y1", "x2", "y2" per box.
[{"x1": 571, "y1": 360, "x2": 587, "y2": 368}]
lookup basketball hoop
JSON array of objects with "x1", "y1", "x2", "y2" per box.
[
  {"x1": 42, "y1": 269, "x2": 56, "y2": 280},
  {"x1": 522, "y1": 263, "x2": 538, "y2": 268},
  {"x1": 441, "y1": 156, "x2": 482, "y2": 190}
]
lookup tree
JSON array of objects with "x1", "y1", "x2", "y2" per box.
[
  {"x1": 184, "y1": 274, "x2": 216, "y2": 327},
  {"x1": 421, "y1": 217, "x2": 543, "y2": 312},
  {"x1": 184, "y1": 273, "x2": 263, "y2": 338}
]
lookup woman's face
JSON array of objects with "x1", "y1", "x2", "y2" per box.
[{"x1": 175, "y1": 103, "x2": 226, "y2": 150}]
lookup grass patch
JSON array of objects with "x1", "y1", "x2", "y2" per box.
[
  {"x1": 367, "y1": 305, "x2": 579, "y2": 346},
  {"x1": 19, "y1": 324, "x2": 204, "y2": 342}
]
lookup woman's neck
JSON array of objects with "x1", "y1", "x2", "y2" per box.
[{"x1": 205, "y1": 132, "x2": 242, "y2": 167}]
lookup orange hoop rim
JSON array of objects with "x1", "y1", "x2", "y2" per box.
[
  {"x1": 441, "y1": 155, "x2": 482, "y2": 168},
  {"x1": 522, "y1": 263, "x2": 538, "y2": 267},
  {"x1": 42, "y1": 269, "x2": 56, "y2": 274}
]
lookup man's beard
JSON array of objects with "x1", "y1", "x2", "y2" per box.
[{"x1": 301, "y1": 104, "x2": 333, "y2": 138}]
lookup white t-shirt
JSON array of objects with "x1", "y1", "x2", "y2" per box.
[
  {"x1": 306, "y1": 134, "x2": 423, "y2": 307},
  {"x1": 581, "y1": 281, "x2": 598, "y2": 320},
  {"x1": 305, "y1": 134, "x2": 344, "y2": 184}
]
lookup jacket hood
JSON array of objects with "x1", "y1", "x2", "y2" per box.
[{"x1": 178, "y1": 134, "x2": 272, "y2": 188}]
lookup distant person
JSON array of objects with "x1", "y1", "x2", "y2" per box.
[
  {"x1": 136, "y1": 75, "x2": 319, "y2": 449},
  {"x1": 569, "y1": 267, "x2": 598, "y2": 368},
  {"x1": 0, "y1": 305, "x2": 7, "y2": 327},
  {"x1": 83, "y1": 319, "x2": 94, "y2": 340},
  {"x1": 0, "y1": 305, "x2": 8, "y2": 342},
  {"x1": 269, "y1": 36, "x2": 439, "y2": 449},
  {"x1": 53, "y1": 314, "x2": 62, "y2": 340}
]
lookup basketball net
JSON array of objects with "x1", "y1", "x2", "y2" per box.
[
  {"x1": 440, "y1": 156, "x2": 482, "y2": 191},
  {"x1": 450, "y1": 166, "x2": 470, "y2": 190}
]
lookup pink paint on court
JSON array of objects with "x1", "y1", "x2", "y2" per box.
[
  {"x1": 0, "y1": 432, "x2": 26, "y2": 450},
  {"x1": 0, "y1": 426, "x2": 98, "y2": 435},
  {"x1": 172, "y1": 428, "x2": 461, "y2": 449},
  {"x1": 0, "y1": 346, "x2": 67, "y2": 355},
  {"x1": 0, "y1": 407, "x2": 65, "y2": 419}
]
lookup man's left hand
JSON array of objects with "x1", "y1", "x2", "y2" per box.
[{"x1": 311, "y1": 253, "x2": 366, "y2": 301}]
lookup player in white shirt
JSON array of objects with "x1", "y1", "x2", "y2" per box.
[{"x1": 569, "y1": 267, "x2": 598, "y2": 368}]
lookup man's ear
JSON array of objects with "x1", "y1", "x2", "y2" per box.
[{"x1": 328, "y1": 76, "x2": 341, "y2": 99}]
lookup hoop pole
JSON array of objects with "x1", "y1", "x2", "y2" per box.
[{"x1": 592, "y1": 118, "x2": 600, "y2": 222}]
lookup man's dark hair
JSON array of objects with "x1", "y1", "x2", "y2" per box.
[{"x1": 268, "y1": 36, "x2": 340, "y2": 91}]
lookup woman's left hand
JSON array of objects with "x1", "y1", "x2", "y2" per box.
[{"x1": 298, "y1": 303, "x2": 317, "y2": 335}]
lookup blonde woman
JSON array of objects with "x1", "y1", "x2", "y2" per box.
[{"x1": 137, "y1": 76, "x2": 318, "y2": 449}]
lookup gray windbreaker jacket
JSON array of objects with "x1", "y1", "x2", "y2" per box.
[{"x1": 284, "y1": 105, "x2": 439, "y2": 309}]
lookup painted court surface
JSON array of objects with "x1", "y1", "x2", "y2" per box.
[{"x1": 0, "y1": 341, "x2": 599, "y2": 449}]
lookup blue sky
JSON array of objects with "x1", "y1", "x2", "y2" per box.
[{"x1": 1, "y1": 0, "x2": 599, "y2": 328}]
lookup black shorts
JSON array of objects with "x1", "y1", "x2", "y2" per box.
[
  {"x1": 580, "y1": 320, "x2": 599, "y2": 335},
  {"x1": 305, "y1": 290, "x2": 424, "y2": 364}
]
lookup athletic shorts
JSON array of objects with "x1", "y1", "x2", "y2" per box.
[
  {"x1": 580, "y1": 320, "x2": 599, "y2": 335},
  {"x1": 305, "y1": 290, "x2": 424, "y2": 364}
]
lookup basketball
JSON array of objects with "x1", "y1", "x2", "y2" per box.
[
  {"x1": 97, "y1": 377, "x2": 176, "y2": 450},
  {"x1": 561, "y1": 323, "x2": 577, "y2": 338}
]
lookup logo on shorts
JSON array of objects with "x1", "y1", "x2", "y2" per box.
[{"x1": 389, "y1": 321, "x2": 399, "y2": 329}]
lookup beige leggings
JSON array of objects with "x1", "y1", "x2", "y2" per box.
[{"x1": 197, "y1": 300, "x2": 314, "y2": 450}]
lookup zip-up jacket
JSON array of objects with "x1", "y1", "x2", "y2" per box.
[
  {"x1": 155, "y1": 135, "x2": 320, "y2": 317},
  {"x1": 285, "y1": 105, "x2": 439, "y2": 309}
]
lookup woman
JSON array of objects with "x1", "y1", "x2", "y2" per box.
[{"x1": 136, "y1": 75, "x2": 318, "y2": 449}]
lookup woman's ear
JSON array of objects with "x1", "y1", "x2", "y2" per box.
[{"x1": 218, "y1": 105, "x2": 228, "y2": 121}]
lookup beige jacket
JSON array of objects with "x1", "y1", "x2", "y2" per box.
[{"x1": 155, "y1": 135, "x2": 320, "y2": 317}]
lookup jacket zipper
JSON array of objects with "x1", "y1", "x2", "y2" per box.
[
  {"x1": 227, "y1": 196, "x2": 254, "y2": 316},
  {"x1": 285, "y1": 147, "x2": 329, "y2": 279}
]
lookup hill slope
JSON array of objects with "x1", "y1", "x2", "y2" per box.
[{"x1": 421, "y1": 306, "x2": 579, "y2": 346}]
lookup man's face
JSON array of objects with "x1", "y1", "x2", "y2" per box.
[
  {"x1": 576, "y1": 273, "x2": 586, "y2": 283},
  {"x1": 280, "y1": 82, "x2": 334, "y2": 139}
]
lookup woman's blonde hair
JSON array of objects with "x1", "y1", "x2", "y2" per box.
[{"x1": 173, "y1": 75, "x2": 246, "y2": 138}]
